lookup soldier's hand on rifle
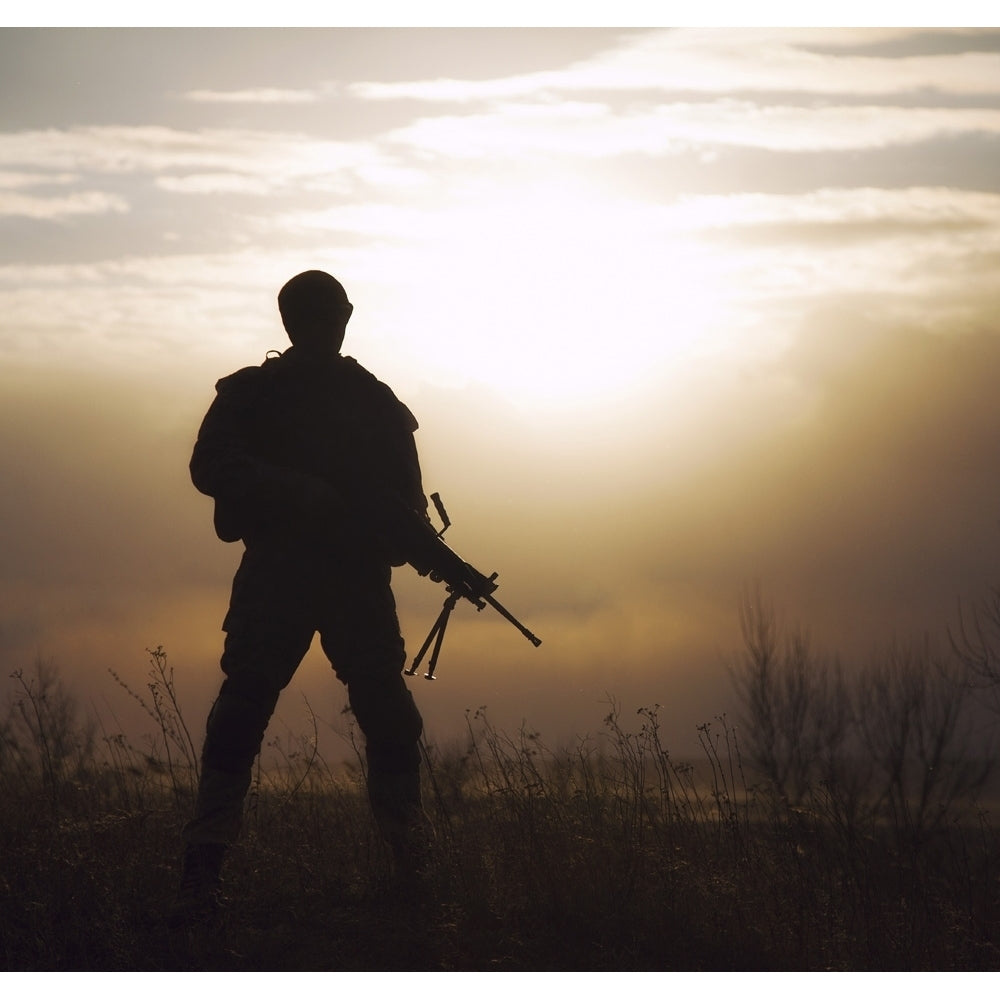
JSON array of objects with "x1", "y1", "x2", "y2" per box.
[
  {"x1": 401, "y1": 493, "x2": 541, "y2": 679},
  {"x1": 430, "y1": 557, "x2": 498, "y2": 607}
]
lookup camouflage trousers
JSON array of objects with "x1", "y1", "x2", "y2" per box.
[{"x1": 184, "y1": 542, "x2": 424, "y2": 848}]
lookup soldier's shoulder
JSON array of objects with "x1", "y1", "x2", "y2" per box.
[
  {"x1": 341, "y1": 356, "x2": 419, "y2": 431},
  {"x1": 214, "y1": 356, "x2": 279, "y2": 394},
  {"x1": 338, "y1": 354, "x2": 375, "y2": 382}
]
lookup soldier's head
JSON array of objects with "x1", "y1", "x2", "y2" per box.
[{"x1": 278, "y1": 270, "x2": 354, "y2": 352}]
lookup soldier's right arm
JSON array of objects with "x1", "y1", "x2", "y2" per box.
[
  {"x1": 190, "y1": 367, "x2": 342, "y2": 542},
  {"x1": 190, "y1": 367, "x2": 270, "y2": 501}
]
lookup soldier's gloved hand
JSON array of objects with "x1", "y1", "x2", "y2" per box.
[{"x1": 431, "y1": 554, "x2": 497, "y2": 604}]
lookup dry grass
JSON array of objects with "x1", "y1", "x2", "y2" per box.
[{"x1": 1, "y1": 650, "x2": 999, "y2": 971}]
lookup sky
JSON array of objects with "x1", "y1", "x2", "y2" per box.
[{"x1": 2, "y1": 23, "x2": 1000, "y2": 760}]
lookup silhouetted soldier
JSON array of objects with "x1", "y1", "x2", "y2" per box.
[{"x1": 172, "y1": 270, "x2": 431, "y2": 924}]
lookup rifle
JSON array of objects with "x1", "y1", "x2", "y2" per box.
[{"x1": 401, "y1": 492, "x2": 542, "y2": 679}]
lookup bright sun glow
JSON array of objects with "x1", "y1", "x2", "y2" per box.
[{"x1": 358, "y1": 180, "x2": 747, "y2": 415}]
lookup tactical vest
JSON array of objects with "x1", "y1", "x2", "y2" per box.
[{"x1": 196, "y1": 349, "x2": 425, "y2": 547}]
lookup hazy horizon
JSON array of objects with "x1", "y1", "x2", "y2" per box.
[{"x1": 3, "y1": 26, "x2": 1000, "y2": 757}]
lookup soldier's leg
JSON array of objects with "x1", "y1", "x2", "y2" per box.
[
  {"x1": 185, "y1": 641, "x2": 311, "y2": 846},
  {"x1": 318, "y1": 564, "x2": 428, "y2": 868},
  {"x1": 172, "y1": 553, "x2": 316, "y2": 927},
  {"x1": 350, "y1": 670, "x2": 425, "y2": 852},
  {"x1": 185, "y1": 552, "x2": 315, "y2": 847}
]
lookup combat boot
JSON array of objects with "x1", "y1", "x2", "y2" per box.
[
  {"x1": 167, "y1": 841, "x2": 226, "y2": 929},
  {"x1": 368, "y1": 768, "x2": 436, "y2": 894}
]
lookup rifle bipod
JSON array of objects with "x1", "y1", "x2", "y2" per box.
[
  {"x1": 401, "y1": 492, "x2": 541, "y2": 679},
  {"x1": 405, "y1": 582, "x2": 542, "y2": 680},
  {"x1": 406, "y1": 589, "x2": 462, "y2": 680}
]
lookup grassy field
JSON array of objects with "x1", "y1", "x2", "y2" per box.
[{"x1": 1, "y1": 648, "x2": 998, "y2": 972}]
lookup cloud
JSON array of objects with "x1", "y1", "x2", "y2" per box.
[
  {"x1": 347, "y1": 29, "x2": 1000, "y2": 166},
  {"x1": 3, "y1": 173, "x2": 996, "y2": 419},
  {"x1": 0, "y1": 126, "x2": 384, "y2": 187},
  {"x1": 382, "y1": 100, "x2": 1000, "y2": 162},
  {"x1": 0, "y1": 259, "x2": 284, "y2": 374},
  {"x1": 618, "y1": 28, "x2": 1000, "y2": 98},
  {"x1": 183, "y1": 88, "x2": 320, "y2": 104},
  {"x1": 270, "y1": 185, "x2": 1000, "y2": 253},
  {"x1": 0, "y1": 170, "x2": 79, "y2": 188},
  {"x1": 0, "y1": 189, "x2": 128, "y2": 220},
  {"x1": 155, "y1": 172, "x2": 275, "y2": 195},
  {"x1": 663, "y1": 186, "x2": 1000, "y2": 232},
  {"x1": 352, "y1": 28, "x2": 1000, "y2": 103}
]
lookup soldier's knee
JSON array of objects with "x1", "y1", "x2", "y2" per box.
[
  {"x1": 202, "y1": 672, "x2": 281, "y2": 774},
  {"x1": 348, "y1": 673, "x2": 423, "y2": 752},
  {"x1": 366, "y1": 738, "x2": 421, "y2": 775}
]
